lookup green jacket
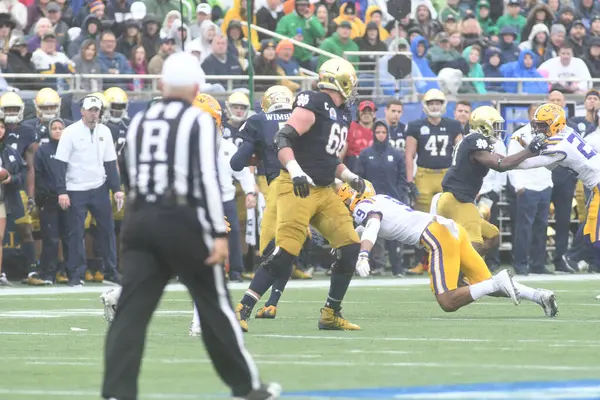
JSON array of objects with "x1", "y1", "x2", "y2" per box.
[
  {"x1": 317, "y1": 33, "x2": 359, "y2": 70},
  {"x1": 496, "y1": 14, "x2": 526, "y2": 42},
  {"x1": 142, "y1": 0, "x2": 192, "y2": 24},
  {"x1": 276, "y1": 12, "x2": 325, "y2": 63},
  {"x1": 462, "y1": 46, "x2": 486, "y2": 94}
]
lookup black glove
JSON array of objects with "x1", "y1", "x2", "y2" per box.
[
  {"x1": 528, "y1": 134, "x2": 547, "y2": 154},
  {"x1": 349, "y1": 177, "x2": 365, "y2": 195},
  {"x1": 408, "y1": 182, "x2": 419, "y2": 204},
  {"x1": 27, "y1": 197, "x2": 35, "y2": 214},
  {"x1": 292, "y1": 176, "x2": 311, "y2": 198}
]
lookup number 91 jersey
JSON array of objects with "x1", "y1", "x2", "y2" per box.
[{"x1": 292, "y1": 91, "x2": 351, "y2": 186}]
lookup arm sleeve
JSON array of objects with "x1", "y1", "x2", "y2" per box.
[
  {"x1": 104, "y1": 160, "x2": 121, "y2": 193},
  {"x1": 233, "y1": 166, "x2": 256, "y2": 195},
  {"x1": 230, "y1": 140, "x2": 256, "y2": 171}
]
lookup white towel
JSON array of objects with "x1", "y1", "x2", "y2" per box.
[{"x1": 246, "y1": 207, "x2": 257, "y2": 246}]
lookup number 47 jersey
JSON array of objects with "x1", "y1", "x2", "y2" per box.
[{"x1": 291, "y1": 91, "x2": 352, "y2": 186}]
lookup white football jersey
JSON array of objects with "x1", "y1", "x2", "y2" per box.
[
  {"x1": 352, "y1": 194, "x2": 434, "y2": 246},
  {"x1": 543, "y1": 126, "x2": 600, "y2": 188}
]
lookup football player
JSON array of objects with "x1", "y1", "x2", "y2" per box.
[
  {"x1": 0, "y1": 92, "x2": 47, "y2": 286},
  {"x1": 24, "y1": 88, "x2": 72, "y2": 142},
  {"x1": 235, "y1": 58, "x2": 366, "y2": 332},
  {"x1": 340, "y1": 183, "x2": 558, "y2": 317},
  {"x1": 404, "y1": 89, "x2": 463, "y2": 275},
  {"x1": 436, "y1": 106, "x2": 545, "y2": 255},
  {"x1": 104, "y1": 87, "x2": 130, "y2": 156}
]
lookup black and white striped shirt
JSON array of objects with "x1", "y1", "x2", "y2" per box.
[{"x1": 124, "y1": 99, "x2": 227, "y2": 241}]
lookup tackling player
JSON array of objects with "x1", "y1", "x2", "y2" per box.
[
  {"x1": 0, "y1": 92, "x2": 46, "y2": 285},
  {"x1": 341, "y1": 184, "x2": 558, "y2": 316},
  {"x1": 436, "y1": 106, "x2": 545, "y2": 255},
  {"x1": 236, "y1": 58, "x2": 366, "y2": 332}
]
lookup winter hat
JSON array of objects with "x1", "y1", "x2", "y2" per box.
[
  {"x1": 550, "y1": 24, "x2": 566, "y2": 35},
  {"x1": 90, "y1": 0, "x2": 104, "y2": 13}
]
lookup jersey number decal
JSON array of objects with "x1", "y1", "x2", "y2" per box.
[
  {"x1": 137, "y1": 120, "x2": 170, "y2": 196},
  {"x1": 566, "y1": 132, "x2": 597, "y2": 160},
  {"x1": 326, "y1": 123, "x2": 348, "y2": 157},
  {"x1": 424, "y1": 135, "x2": 449, "y2": 157},
  {"x1": 450, "y1": 138, "x2": 464, "y2": 166}
]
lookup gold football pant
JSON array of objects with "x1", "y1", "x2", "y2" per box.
[
  {"x1": 576, "y1": 181, "x2": 587, "y2": 222},
  {"x1": 584, "y1": 186, "x2": 600, "y2": 243},
  {"x1": 272, "y1": 172, "x2": 359, "y2": 256},
  {"x1": 421, "y1": 220, "x2": 492, "y2": 295},
  {"x1": 414, "y1": 167, "x2": 447, "y2": 212},
  {"x1": 15, "y1": 190, "x2": 32, "y2": 225}
]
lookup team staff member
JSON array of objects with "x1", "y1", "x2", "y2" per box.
[
  {"x1": 55, "y1": 95, "x2": 123, "y2": 287},
  {"x1": 454, "y1": 100, "x2": 472, "y2": 132},
  {"x1": 102, "y1": 52, "x2": 281, "y2": 400},
  {"x1": 35, "y1": 118, "x2": 69, "y2": 284},
  {"x1": 0, "y1": 118, "x2": 29, "y2": 286},
  {"x1": 384, "y1": 99, "x2": 406, "y2": 150}
]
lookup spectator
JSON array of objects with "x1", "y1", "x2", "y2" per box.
[
  {"x1": 584, "y1": 36, "x2": 600, "y2": 79},
  {"x1": 256, "y1": 0, "x2": 283, "y2": 41},
  {"x1": 339, "y1": 0, "x2": 367, "y2": 20},
  {"x1": 557, "y1": 6, "x2": 576, "y2": 30},
  {"x1": 5, "y1": 37, "x2": 39, "y2": 89},
  {"x1": 105, "y1": 0, "x2": 132, "y2": 37},
  {"x1": 74, "y1": 0, "x2": 109, "y2": 31},
  {"x1": 577, "y1": 0, "x2": 600, "y2": 29},
  {"x1": 439, "y1": 0, "x2": 465, "y2": 22},
  {"x1": 170, "y1": 18, "x2": 191, "y2": 51},
  {"x1": 500, "y1": 49, "x2": 548, "y2": 93},
  {"x1": 191, "y1": 19, "x2": 218, "y2": 63},
  {"x1": 364, "y1": 6, "x2": 389, "y2": 41},
  {"x1": 276, "y1": 39, "x2": 299, "y2": 76},
  {"x1": 160, "y1": 10, "x2": 181, "y2": 39},
  {"x1": 496, "y1": 0, "x2": 527, "y2": 42},
  {"x1": 407, "y1": 2, "x2": 442, "y2": 42},
  {"x1": 147, "y1": 37, "x2": 174, "y2": 74},
  {"x1": 442, "y1": 14, "x2": 459, "y2": 35},
  {"x1": 539, "y1": 42, "x2": 592, "y2": 93},
  {"x1": 319, "y1": 0, "x2": 339, "y2": 21},
  {"x1": 0, "y1": 12, "x2": 16, "y2": 51},
  {"x1": 26, "y1": 0, "x2": 51, "y2": 33},
  {"x1": 546, "y1": 0, "x2": 561, "y2": 16},
  {"x1": 189, "y1": 3, "x2": 212, "y2": 39},
  {"x1": 462, "y1": 44, "x2": 486, "y2": 93},
  {"x1": 97, "y1": 31, "x2": 134, "y2": 88},
  {"x1": 482, "y1": 46, "x2": 504, "y2": 92},
  {"x1": 45, "y1": 2, "x2": 69, "y2": 50},
  {"x1": 67, "y1": 14, "x2": 102, "y2": 58},
  {"x1": 333, "y1": 2, "x2": 365, "y2": 40},
  {"x1": 592, "y1": 15, "x2": 600, "y2": 36},
  {"x1": 116, "y1": 20, "x2": 142, "y2": 62},
  {"x1": 345, "y1": 100, "x2": 375, "y2": 172},
  {"x1": 519, "y1": 23, "x2": 554, "y2": 66},
  {"x1": 411, "y1": 35, "x2": 439, "y2": 93},
  {"x1": 27, "y1": 18, "x2": 59, "y2": 54},
  {"x1": 2, "y1": 0, "x2": 27, "y2": 31},
  {"x1": 354, "y1": 22, "x2": 387, "y2": 73},
  {"x1": 521, "y1": 3, "x2": 554, "y2": 42},
  {"x1": 315, "y1": 4, "x2": 336, "y2": 42},
  {"x1": 549, "y1": 23, "x2": 565, "y2": 55},
  {"x1": 317, "y1": 21, "x2": 359, "y2": 69},
  {"x1": 427, "y1": 31, "x2": 465, "y2": 74},
  {"x1": 460, "y1": 15, "x2": 488, "y2": 50},
  {"x1": 141, "y1": 13, "x2": 161, "y2": 61},
  {"x1": 253, "y1": 40, "x2": 280, "y2": 91},
  {"x1": 448, "y1": 30, "x2": 463, "y2": 52},
  {"x1": 276, "y1": 0, "x2": 325, "y2": 70},
  {"x1": 226, "y1": 20, "x2": 250, "y2": 71},
  {"x1": 129, "y1": 44, "x2": 147, "y2": 89},
  {"x1": 221, "y1": 0, "x2": 260, "y2": 51},
  {"x1": 55, "y1": 0, "x2": 73, "y2": 27},
  {"x1": 477, "y1": 0, "x2": 498, "y2": 37},
  {"x1": 31, "y1": 32, "x2": 75, "y2": 75},
  {"x1": 71, "y1": 39, "x2": 103, "y2": 91},
  {"x1": 201, "y1": 34, "x2": 243, "y2": 88},
  {"x1": 498, "y1": 25, "x2": 521, "y2": 63},
  {"x1": 142, "y1": 0, "x2": 188, "y2": 25},
  {"x1": 569, "y1": 20, "x2": 590, "y2": 58}
]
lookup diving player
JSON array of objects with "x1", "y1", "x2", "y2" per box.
[
  {"x1": 340, "y1": 183, "x2": 558, "y2": 317},
  {"x1": 436, "y1": 106, "x2": 545, "y2": 255},
  {"x1": 236, "y1": 58, "x2": 366, "y2": 332},
  {"x1": 0, "y1": 92, "x2": 46, "y2": 285}
]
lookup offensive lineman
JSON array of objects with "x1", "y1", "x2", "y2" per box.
[{"x1": 236, "y1": 58, "x2": 366, "y2": 332}]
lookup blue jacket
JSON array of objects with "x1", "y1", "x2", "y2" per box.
[
  {"x1": 500, "y1": 49, "x2": 548, "y2": 94},
  {"x1": 410, "y1": 36, "x2": 439, "y2": 94},
  {"x1": 34, "y1": 139, "x2": 62, "y2": 201},
  {"x1": 201, "y1": 54, "x2": 244, "y2": 88},
  {"x1": 0, "y1": 143, "x2": 27, "y2": 220},
  {"x1": 498, "y1": 26, "x2": 521, "y2": 64},
  {"x1": 482, "y1": 47, "x2": 504, "y2": 92},
  {"x1": 356, "y1": 120, "x2": 408, "y2": 202}
]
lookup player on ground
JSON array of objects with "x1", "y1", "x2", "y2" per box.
[
  {"x1": 436, "y1": 106, "x2": 544, "y2": 255},
  {"x1": 341, "y1": 184, "x2": 558, "y2": 317},
  {"x1": 236, "y1": 58, "x2": 365, "y2": 332}
]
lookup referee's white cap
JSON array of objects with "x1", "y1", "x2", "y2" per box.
[{"x1": 161, "y1": 52, "x2": 202, "y2": 87}]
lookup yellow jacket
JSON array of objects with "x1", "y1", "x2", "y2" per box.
[
  {"x1": 332, "y1": 3, "x2": 365, "y2": 39},
  {"x1": 364, "y1": 5, "x2": 389, "y2": 41},
  {"x1": 221, "y1": 0, "x2": 261, "y2": 50}
]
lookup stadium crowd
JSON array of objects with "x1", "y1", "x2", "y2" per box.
[{"x1": 0, "y1": 0, "x2": 599, "y2": 287}]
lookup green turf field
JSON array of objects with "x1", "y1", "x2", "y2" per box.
[{"x1": 0, "y1": 276, "x2": 599, "y2": 399}]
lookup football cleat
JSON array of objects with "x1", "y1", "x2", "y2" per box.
[
  {"x1": 406, "y1": 263, "x2": 428, "y2": 275},
  {"x1": 537, "y1": 289, "x2": 558, "y2": 317},
  {"x1": 492, "y1": 269, "x2": 520, "y2": 305},
  {"x1": 0, "y1": 272, "x2": 12, "y2": 286},
  {"x1": 55, "y1": 272, "x2": 68, "y2": 284},
  {"x1": 241, "y1": 272, "x2": 255, "y2": 281},
  {"x1": 94, "y1": 271, "x2": 104, "y2": 283},
  {"x1": 235, "y1": 382, "x2": 282, "y2": 400},
  {"x1": 291, "y1": 266, "x2": 312, "y2": 280},
  {"x1": 189, "y1": 322, "x2": 202, "y2": 336},
  {"x1": 236, "y1": 303, "x2": 251, "y2": 332},
  {"x1": 23, "y1": 272, "x2": 51, "y2": 286},
  {"x1": 100, "y1": 287, "x2": 121, "y2": 323},
  {"x1": 318, "y1": 307, "x2": 361, "y2": 331},
  {"x1": 85, "y1": 270, "x2": 94, "y2": 282},
  {"x1": 255, "y1": 305, "x2": 277, "y2": 319}
]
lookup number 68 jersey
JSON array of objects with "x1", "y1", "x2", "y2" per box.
[
  {"x1": 291, "y1": 91, "x2": 352, "y2": 186},
  {"x1": 353, "y1": 194, "x2": 434, "y2": 246}
]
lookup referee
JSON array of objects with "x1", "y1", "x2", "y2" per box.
[{"x1": 101, "y1": 52, "x2": 281, "y2": 400}]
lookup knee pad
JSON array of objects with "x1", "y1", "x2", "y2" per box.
[
  {"x1": 331, "y1": 243, "x2": 360, "y2": 277},
  {"x1": 261, "y1": 246, "x2": 295, "y2": 278}
]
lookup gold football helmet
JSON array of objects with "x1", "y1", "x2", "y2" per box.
[
  {"x1": 317, "y1": 58, "x2": 358, "y2": 101},
  {"x1": 194, "y1": 93, "x2": 223, "y2": 128},
  {"x1": 104, "y1": 87, "x2": 129, "y2": 123},
  {"x1": 226, "y1": 92, "x2": 250, "y2": 123},
  {"x1": 261, "y1": 85, "x2": 293, "y2": 113},
  {"x1": 0, "y1": 92, "x2": 25, "y2": 124},
  {"x1": 469, "y1": 106, "x2": 504, "y2": 139},
  {"x1": 337, "y1": 180, "x2": 376, "y2": 212},
  {"x1": 422, "y1": 89, "x2": 447, "y2": 118},
  {"x1": 34, "y1": 88, "x2": 61, "y2": 122},
  {"x1": 91, "y1": 92, "x2": 109, "y2": 122},
  {"x1": 532, "y1": 103, "x2": 566, "y2": 137}
]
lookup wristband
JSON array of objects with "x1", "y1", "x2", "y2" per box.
[
  {"x1": 340, "y1": 168, "x2": 358, "y2": 183},
  {"x1": 285, "y1": 159, "x2": 304, "y2": 177},
  {"x1": 359, "y1": 250, "x2": 370, "y2": 257}
]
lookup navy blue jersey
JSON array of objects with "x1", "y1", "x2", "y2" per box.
[
  {"x1": 388, "y1": 122, "x2": 406, "y2": 150},
  {"x1": 405, "y1": 117, "x2": 462, "y2": 169},
  {"x1": 291, "y1": 90, "x2": 351, "y2": 186},
  {"x1": 223, "y1": 121, "x2": 243, "y2": 147},
  {"x1": 238, "y1": 109, "x2": 291, "y2": 184},
  {"x1": 4, "y1": 123, "x2": 38, "y2": 157},
  {"x1": 106, "y1": 118, "x2": 130, "y2": 156},
  {"x1": 442, "y1": 132, "x2": 493, "y2": 203},
  {"x1": 568, "y1": 117, "x2": 596, "y2": 138}
]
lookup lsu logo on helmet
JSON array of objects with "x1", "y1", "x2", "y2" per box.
[
  {"x1": 337, "y1": 180, "x2": 376, "y2": 211},
  {"x1": 193, "y1": 93, "x2": 223, "y2": 128},
  {"x1": 532, "y1": 103, "x2": 566, "y2": 137}
]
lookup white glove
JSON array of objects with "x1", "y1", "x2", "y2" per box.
[{"x1": 355, "y1": 252, "x2": 370, "y2": 278}]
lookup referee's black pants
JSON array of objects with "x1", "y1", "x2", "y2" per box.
[{"x1": 102, "y1": 204, "x2": 261, "y2": 400}]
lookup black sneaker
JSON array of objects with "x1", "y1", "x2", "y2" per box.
[
  {"x1": 559, "y1": 255, "x2": 578, "y2": 273},
  {"x1": 237, "y1": 383, "x2": 282, "y2": 400}
]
